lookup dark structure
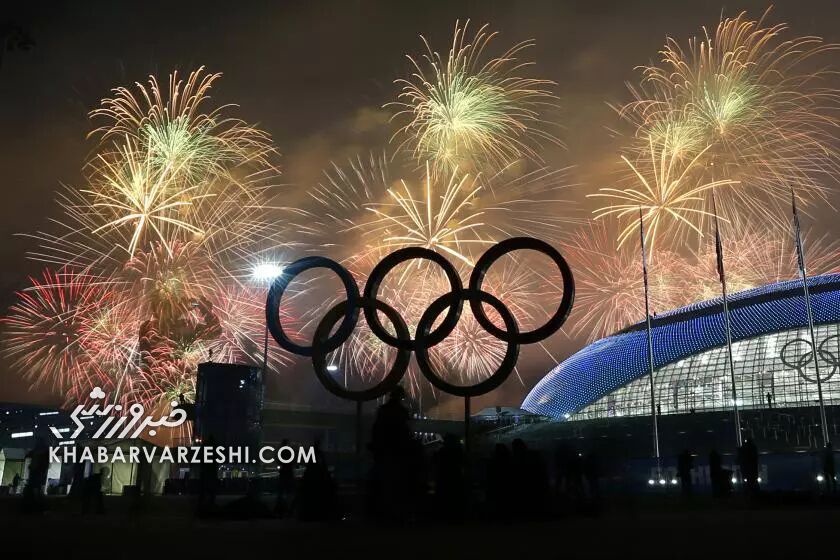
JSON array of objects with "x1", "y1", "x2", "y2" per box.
[
  {"x1": 194, "y1": 362, "x2": 263, "y2": 452},
  {"x1": 265, "y1": 237, "x2": 574, "y2": 401}
]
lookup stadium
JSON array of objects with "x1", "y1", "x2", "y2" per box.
[{"x1": 522, "y1": 275, "x2": 840, "y2": 425}]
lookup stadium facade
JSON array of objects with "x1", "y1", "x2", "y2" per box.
[{"x1": 522, "y1": 274, "x2": 840, "y2": 422}]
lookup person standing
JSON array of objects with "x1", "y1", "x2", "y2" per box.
[
  {"x1": 738, "y1": 438, "x2": 760, "y2": 497},
  {"x1": 23, "y1": 438, "x2": 49, "y2": 512},
  {"x1": 709, "y1": 449, "x2": 723, "y2": 498},
  {"x1": 677, "y1": 449, "x2": 694, "y2": 498},
  {"x1": 823, "y1": 442, "x2": 836, "y2": 494}
]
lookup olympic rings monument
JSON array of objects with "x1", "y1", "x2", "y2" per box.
[{"x1": 264, "y1": 237, "x2": 575, "y2": 449}]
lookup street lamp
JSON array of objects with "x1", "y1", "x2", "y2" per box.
[
  {"x1": 252, "y1": 262, "x2": 285, "y2": 283},
  {"x1": 252, "y1": 262, "x2": 285, "y2": 377}
]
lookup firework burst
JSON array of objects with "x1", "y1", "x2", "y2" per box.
[
  {"x1": 89, "y1": 66, "x2": 277, "y2": 183},
  {"x1": 590, "y1": 137, "x2": 738, "y2": 255},
  {"x1": 620, "y1": 8, "x2": 840, "y2": 223},
  {"x1": 430, "y1": 261, "x2": 545, "y2": 384},
  {"x1": 391, "y1": 20, "x2": 559, "y2": 175},
  {"x1": 299, "y1": 153, "x2": 577, "y2": 267},
  {"x1": 365, "y1": 162, "x2": 489, "y2": 267},
  {"x1": 25, "y1": 67, "x2": 283, "y2": 273},
  {"x1": 2, "y1": 268, "x2": 113, "y2": 394},
  {"x1": 84, "y1": 139, "x2": 209, "y2": 257},
  {"x1": 213, "y1": 284, "x2": 295, "y2": 368},
  {"x1": 289, "y1": 151, "x2": 577, "y2": 399},
  {"x1": 561, "y1": 220, "x2": 684, "y2": 341},
  {"x1": 688, "y1": 217, "x2": 840, "y2": 301},
  {"x1": 4, "y1": 69, "x2": 291, "y2": 417}
]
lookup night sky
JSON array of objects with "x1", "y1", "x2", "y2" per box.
[{"x1": 2, "y1": 0, "x2": 839, "y2": 415}]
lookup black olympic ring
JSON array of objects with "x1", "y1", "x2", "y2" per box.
[
  {"x1": 265, "y1": 255, "x2": 360, "y2": 357},
  {"x1": 265, "y1": 237, "x2": 575, "y2": 401},
  {"x1": 364, "y1": 247, "x2": 463, "y2": 351},
  {"x1": 780, "y1": 334, "x2": 840, "y2": 384},
  {"x1": 415, "y1": 289, "x2": 519, "y2": 397},
  {"x1": 312, "y1": 297, "x2": 411, "y2": 401},
  {"x1": 470, "y1": 237, "x2": 574, "y2": 345}
]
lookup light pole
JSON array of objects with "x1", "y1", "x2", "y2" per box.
[
  {"x1": 252, "y1": 262, "x2": 285, "y2": 378},
  {"x1": 791, "y1": 190, "x2": 830, "y2": 447},
  {"x1": 711, "y1": 194, "x2": 743, "y2": 449},
  {"x1": 638, "y1": 209, "x2": 662, "y2": 481}
]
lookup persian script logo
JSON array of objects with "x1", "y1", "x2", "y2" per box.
[{"x1": 50, "y1": 387, "x2": 187, "y2": 440}]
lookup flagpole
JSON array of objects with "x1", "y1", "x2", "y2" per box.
[
  {"x1": 639, "y1": 209, "x2": 662, "y2": 475},
  {"x1": 791, "y1": 189, "x2": 829, "y2": 446},
  {"x1": 712, "y1": 193, "x2": 743, "y2": 448}
]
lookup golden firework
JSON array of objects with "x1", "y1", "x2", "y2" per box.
[
  {"x1": 390, "y1": 20, "x2": 559, "y2": 175},
  {"x1": 620, "y1": 8, "x2": 840, "y2": 223},
  {"x1": 590, "y1": 137, "x2": 738, "y2": 255}
]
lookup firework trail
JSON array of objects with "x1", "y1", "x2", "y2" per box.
[
  {"x1": 560, "y1": 220, "x2": 685, "y2": 341},
  {"x1": 688, "y1": 216, "x2": 840, "y2": 302},
  {"x1": 589, "y1": 136, "x2": 738, "y2": 255}
]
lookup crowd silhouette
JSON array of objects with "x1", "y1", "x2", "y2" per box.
[
  {"x1": 17, "y1": 386, "x2": 840, "y2": 523},
  {"x1": 175, "y1": 387, "x2": 809, "y2": 523}
]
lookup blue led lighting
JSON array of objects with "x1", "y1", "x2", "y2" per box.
[{"x1": 522, "y1": 274, "x2": 840, "y2": 419}]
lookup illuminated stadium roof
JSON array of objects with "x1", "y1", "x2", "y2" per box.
[{"x1": 522, "y1": 274, "x2": 840, "y2": 420}]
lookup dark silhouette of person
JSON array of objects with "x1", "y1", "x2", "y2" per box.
[
  {"x1": 82, "y1": 469, "x2": 105, "y2": 514},
  {"x1": 22, "y1": 437, "x2": 49, "y2": 512},
  {"x1": 176, "y1": 392, "x2": 196, "y2": 422},
  {"x1": 566, "y1": 449, "x2": 585, "y2": 505},
  {"x1": 275, "y1": 439, "x2": 296, "y2": 516},
  {"x1": 406, "y1": 436, "x2": 427, "y2": 519},
  {"x1": 197, "y1": 436, "x2": 219, "y2": 515},
  {"x1": 677, "y1": 449, "x2": 694, "y2": 498},
  {"x1": 583, "y1": 451, "x2": 602, "y2": 507},
  {"x1": 297, "y1": 442, "x2": 339, "y2": 522},
  {"x1": 487, "y1": 443, "x2": 513, "y2": 517},
  {"x1": 371, "y1": 387, "x2": 412, "y2": 456},
  {"x1": 657, "y1": 404, "x2": 662, "y2": 416},
  {"x1": 433, "y1": 434, "x2": 464, "y2": 519},
  {"x1": 709, "y1": 449, "x2": 724, "y2": 498},
  {"x1": 69, "y1": 454, "x2": 86, "y2": 501},
  {"x1": 766, "y1": 392, "x2": 773, "y2": 409},
  {"x1": 11, "y1": 473, "x2": 20, "y2": 495},
  {"x1": 553, "y1": 443, "x2": 573, "y2": 503},
  {"x1": 738, "y1": 438, "x2": 760, "y2": 497},
  {"x1": 823, "y1": 441, "x2": 836, "y2": 493},
  {"x1": 511, "y1": 438, "x2": 549, "y2": 517},
  {"x1": 368, "y1": 386, "x2": 418, "y2": 521}
]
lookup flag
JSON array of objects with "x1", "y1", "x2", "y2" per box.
[
  {"x1": 638, "y1": 208, "x2": 649, "y2": 289},
  {"x1": 712, "y1": 193, "x2": 725, "y2": 284},
  {"x1": 792, "y1": 189, "x2": 806, "y2": 274}
]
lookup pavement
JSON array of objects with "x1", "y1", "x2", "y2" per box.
[{"x1": 1, "y1": 494, "x2": 837, "y2": 559}]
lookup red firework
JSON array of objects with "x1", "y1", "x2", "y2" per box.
[{"x1": 2, "y1": 267, "x2": 114, "y2": 394}]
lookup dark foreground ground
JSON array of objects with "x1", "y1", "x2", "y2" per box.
[{"x1": 2, "y1": 494, "x2": 838, "y2": 559}]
